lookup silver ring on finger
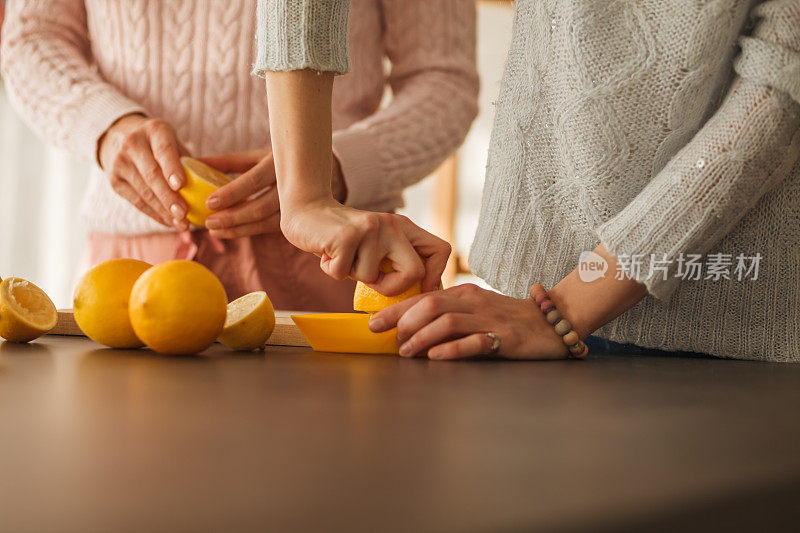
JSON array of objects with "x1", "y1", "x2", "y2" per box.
[{"x1": 485, "y1": 332, "x2": 501, "y2": 356}]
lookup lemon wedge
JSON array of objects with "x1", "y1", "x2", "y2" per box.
[
  {"x1": 179, "y1": 156, "x2": 232, "y2": 226},
  {"x1": 73, "y1": 258, "x2": 152, "y2": 348},
  {"x1": 129, "y1": 260, "x2": 228, "y2": 355},
  {"x1": 218, "y1": 291, "x2": 276, "y2": 351},
  {"x1": 291, "y1": 313, "x2": 399, "y2": 354},
  {"x1": 0, "y1": 277, "x2": 58, "y2": 342}
]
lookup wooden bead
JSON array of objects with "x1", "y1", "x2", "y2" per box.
[
  {"x1": 533, "y1": 292, "x2": 548, "y2": 305},
  {"x1": 540, "y1": 300, "x2": 555, "y2": 313},
  {"x1": 554, "y1": 319, "x2": 572, "y2": 336},
  {"x1": 562, "y1": 331, "x2": 579, "y2": 346},
  {"x1": 577, "y1": 343, "x2": 589, "y2": 358},
  {"x1": 530, "y1": 284, "x2": 546, "y2": 300},
  {"x1": 546, "y1": 310, "x2": 561, "y2": 324},
  {"x1": 568, "y1": 342, "x2": 584, "y2": 355}
]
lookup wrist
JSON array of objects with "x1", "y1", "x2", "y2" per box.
[
  {"x1": 280, "y1": 192, "x2": 338, "y2": 217},
  {"x1": 548, "y1": 244, "x2": 648, "y2": 339}
]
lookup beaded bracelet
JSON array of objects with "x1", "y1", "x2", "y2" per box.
[{"x1": 530, "y1": 284, "x2": 588, "y2": 359}]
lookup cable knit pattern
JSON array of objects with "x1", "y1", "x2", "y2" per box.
[
  {"x1": 259, "y1": 0, "x2": 800, "y2": 361},
  {"x1": 467, "y1": 0, "x2": 800, "y2": 362},
  {"x1": 1, "y1": 0, "x2": 477, "y2": 235}
]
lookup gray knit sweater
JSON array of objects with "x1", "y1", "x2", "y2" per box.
[{"x1": 256, "y1": 0, "x2": 800, "y2": 362}]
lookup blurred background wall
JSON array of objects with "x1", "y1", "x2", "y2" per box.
[{"x1": 0, "y1": 1, "x2": 513, "y2": 308}]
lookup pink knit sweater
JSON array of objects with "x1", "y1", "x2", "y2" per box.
[{"x1": 1, "y1": 0, "x2": 478, "y2": 235}]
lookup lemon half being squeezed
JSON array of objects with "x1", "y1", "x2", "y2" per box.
[
  {"x1": 353, "y1": 261, "x2": 422, "y2": 314},
  {"x1": 179, "y1": 157, "x2": 232, "y2": 226}
]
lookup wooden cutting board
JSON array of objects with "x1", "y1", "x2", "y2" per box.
[{"x1": 51, "y1": 309, "x2": 310, "y2": 348}]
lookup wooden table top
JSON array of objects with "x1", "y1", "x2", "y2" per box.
[{"x1": 1, "y1": 336, "x2": 799, "y2": 532}]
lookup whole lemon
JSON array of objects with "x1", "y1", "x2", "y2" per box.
[
  {"x1": 129, "y1": 260, "x2": 228, "y2": 354},
  {"x1": 73, "y1": 258, "x2": 152, "y2": 348}
]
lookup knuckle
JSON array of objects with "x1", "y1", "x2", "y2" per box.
[
  {"x1": 140, "y1": 187, "x2": 158, "y2": 204},
  {"x1": 381, "y1": 212, "x2": 399, "y2": 229},
  {"x1": 441, "y1": 313, "x2": 459, "y2": 330},
  {"x1": 253, "y1": 203, "x2": 269, "y2": 220},
  {"x1": 245, "y1": 172, "x2": 262, "y2": 192},
  {"x1": 418, "y1": 294, "x2": 439, "y2": 315},
  {"x1": 111, "y1": 153, "x2": 126, "y2": 171},
  {"x1": 151, "y1": 138, "x2": 173, "y2": 157},
  {"x1": 143, "y1": 165, "x2": 162, "y2": 183},
  {"x1": 462, "y1": 283, "x2": 480, "y2": 295},
  {"x1": 361, "y1": 269, "x2": 380, "y2": 285},
  {"x1": 145, "y1": 117, "x2": 166, "y2": 131},
  {"x1": 360, "y1": 213, "x2": 380, "y2": 232},
  {"x1": 121, "y1": 133, "x2": 139, "y2": 151}
]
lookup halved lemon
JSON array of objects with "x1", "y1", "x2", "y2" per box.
[
  {"x1": 0, "y1": 277, "x2": 58, "y2": 342},
  {"x1": 179, "y1": 156, "x2": 232, "y2": 226},
  {"x1": 218, "y1": 291, "x2": 276, "y2": 351},
  {"x1": 291, "y1": 313, "x2": 398, "y2": 354}
]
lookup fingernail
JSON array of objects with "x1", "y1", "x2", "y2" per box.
[
  {"x1": 205, "y1": 218, "x2": 222, "y2": 230},
  {"x1": 207, "y1": 196, "x2": 221, "y2": 209},
  {"x1": 170, "y1": 204, "x2": 185, "y2": 218},
  {"x1": 399, "y1": 344, "x2": 413, "y2": 357},
  {"x1": 369, "y1": 316, "x2": 385, "y2": 332},
  {"x1": 168, "y1": 174, "x2": 182, "y2": 191}
]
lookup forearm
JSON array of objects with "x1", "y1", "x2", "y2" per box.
[
  {"x1": 265, "y1": 70, "x2": 336, "y2": 210},
  {"x1": 548, "y1": 244, "x2": 648, "y2": 340}
]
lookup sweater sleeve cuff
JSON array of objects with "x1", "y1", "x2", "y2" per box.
[
  {"x1": 332, "y1": 126, "x2": 385, "y2": 208},
  {"x1": 595, "y1": 220, "x2": 683, "y2": 302},
  {"x1": 253, "y1": 0, "x2": 351, "y2": 77},
  {"x1": 71, "y1": 87, "x2": 148, "y2": 165}
]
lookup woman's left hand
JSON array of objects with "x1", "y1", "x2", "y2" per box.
[{"x1": 369, "y1": 283, "x2": 570, "y2": 360}]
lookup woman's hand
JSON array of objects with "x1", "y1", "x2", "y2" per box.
[
  {"x1": 369, "y1": 284, "x2": 570, "y2": 360},
  {"x1": 201, "y1": 150, "x2": 348, "y2": 239},
  {"x1": 98, "y1": 114, "x2": 189, "y2": 231},
  {"x1": 280, "y1": 199, "x2": 451, "y2": 295}
]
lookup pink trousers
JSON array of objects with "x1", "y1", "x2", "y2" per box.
[{"x1": 80, "y1": 230, "x2": 356, "y2": 312}]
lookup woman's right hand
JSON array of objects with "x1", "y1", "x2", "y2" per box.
[
  {"x1": 98, "y1": 114, "x2": 189, "y2": 231},
  {"x1": 281, "y1": 198, "x2": 451, "y2": 295}
]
